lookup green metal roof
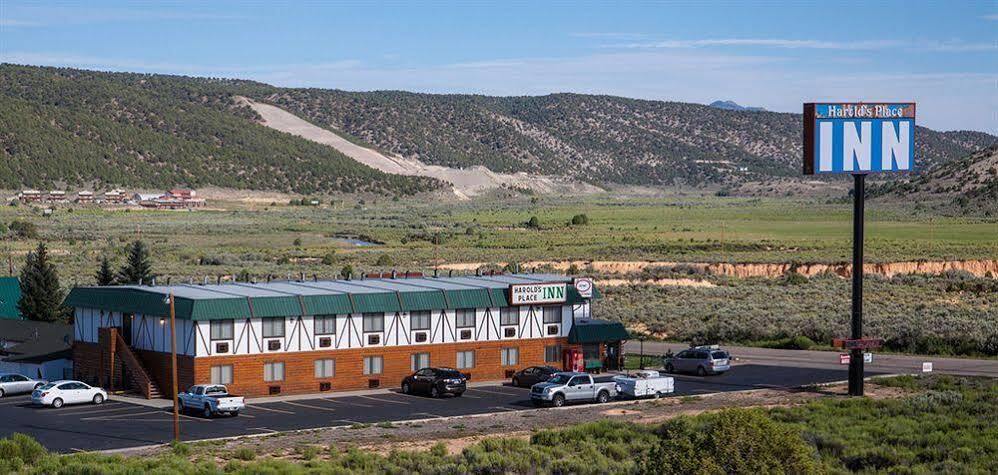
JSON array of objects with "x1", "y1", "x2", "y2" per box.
[
  {"x1": 0, "y1": 277, "x2": 23, "y2": 320},
  {"x1": 568, "y1": 319, "x2": 630, "y2": 344},
  {"x1": 63, "y1": 274, "x2": 600, "y2": 321}
]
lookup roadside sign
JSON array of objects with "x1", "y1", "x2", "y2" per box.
[
  {"x1": 839, "y1": 354, "x2": 851, "y2": 365},
  {"x1": 863, "y1": 352, "x2": 873, "y2": 363},
  {"x1": 509, "y1": 282, "x2": 567, "y2": 305},
  {"x1": 803, "y1": 103, "x2": 916, "y2": 174},
  {"x1": 573, "y1": 278, "x2": 594, "y2": 298},
  {"x1": 922, "y1": 362, "x2": 933, "y2": 373},
  {"x1": 833, "y1": 338, "x2": 884, "y2": 350}
]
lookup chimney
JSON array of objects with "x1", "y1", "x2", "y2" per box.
[
  {"x1": 138, "y1": 278, "x2": 143, "y2": 286},
  {"x1": 150, "y1": 277, "x2": 156, "y2": 286},
  {"x1": 448, "y1": 270, "x2": 453, "y2": 278},
  {"x1": 166, "y1": 277, "x2": 172, "y2": 285},
  {"x1": 299, "y1": 272, "x2": 305, "y2": 282},
  {"x1": 391, "y1": 269, "x2": 397, "y2": 279},
  {"x1": 266, "y1": 274, "x2": 272, "y2": 283}
]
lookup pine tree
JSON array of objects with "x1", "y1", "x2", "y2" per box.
[
  {"x1": 117, "y1": 240, "x2": 155, "y2": 285},
  {"x1": 95, "y1": 256, "x2": 115, "y2": 286},
  {"x1": 18, "y1": 242, "x2": 69, "y2": 323}
]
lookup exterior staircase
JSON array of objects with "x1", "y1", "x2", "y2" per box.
[{"x1": 99, "y1": 327, "x2": 162, "y2": 399}]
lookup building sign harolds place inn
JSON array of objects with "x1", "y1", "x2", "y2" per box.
[
  {"x1": 510, "y1": 282, "x2": 567, "y2": 305},
  {"x1": 803, "y1": 103, "x2": 915, "y2": 174}
]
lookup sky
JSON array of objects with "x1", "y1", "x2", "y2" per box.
[{"x1": 1, "y1": 1, "x2": 995, "y2": 132}]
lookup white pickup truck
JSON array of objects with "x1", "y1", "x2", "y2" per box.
[
  {"x1": 178, "y1": 384, "x2": 245, "y2": 418},
  {"x1": 530, "y1": 372, "x2": 617, "y2": 407}
]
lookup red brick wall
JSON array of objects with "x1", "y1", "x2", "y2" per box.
[
  {"x1": 195, "y1": 337, "x2": 569, "y2": 397},
  {"x1": 134, "y1": 349, "x2": 195, "y2": 396}
]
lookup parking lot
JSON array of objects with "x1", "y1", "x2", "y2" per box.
[{"x1": 0, "y1": 364, "x2": 874, "y2": 453}]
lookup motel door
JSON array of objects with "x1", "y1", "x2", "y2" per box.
[
  {"x1": 605, "y1": 342, "x2": 621, "y2": 371},
  {"x1": 121, "y1": 315, "x2": 133, "y2": 346}
]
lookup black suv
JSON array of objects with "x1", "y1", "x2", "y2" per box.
[
  {"x1": 511, "y1": 365, "x2": 559, "y2": 388},
  {"x1": 401, "y1": 367, "x2": 467, "y2": 398}
]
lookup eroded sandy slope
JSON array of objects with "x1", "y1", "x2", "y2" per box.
[{"x1": 239, "y1": 97, "x2": 601, "y2": 198}]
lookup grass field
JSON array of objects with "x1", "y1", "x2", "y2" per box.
[{"x1": 1, "y1": 193, "x2": 995, "y2": 284}]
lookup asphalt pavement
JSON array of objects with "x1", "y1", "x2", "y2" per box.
[
  {"x1": 623, "y1": 341, "x2": 998, "y2": 378},
  {"x1": 0, "y1": 363, "x2": 870, "y2": 453}
]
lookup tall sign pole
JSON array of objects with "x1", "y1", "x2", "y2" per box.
[
  {"x1": 169, "y1": 291, "x2": 180, "y2": 441},
  {"x1": 850, "y1": 174, "x2": 865, "y2": 396},
  {"x1": 803, "y1": 102, "x2": 915, "y2": 396}
]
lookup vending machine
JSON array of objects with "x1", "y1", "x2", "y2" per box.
[{"x1": 563, "y1": 348, "x2": 584, "y2": 372}]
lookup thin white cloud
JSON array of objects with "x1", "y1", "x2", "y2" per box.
[
  {"x1": 0, "y1": 19, "x2": 43, "y2": 27},
  {"x1": 983, "y1": 14, "x2": 998, "y2": 21},
  {"x1": 613, "y1": 38, "x2": 904, "y2": 50}
]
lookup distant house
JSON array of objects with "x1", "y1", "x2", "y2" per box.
[
  {"x1": 19, "y1": 190, "x2": 43, "y2": 203},
  {"x1": 76, "y1": 191, "x2": 94, "y2": 203},
  {"x1": 140, "y1": 189, "x2": 206, "y2": 208},
  {"x1": 48, "y1": 190, "x2": 67, "y2": 202},
  {"x1": 103, "y1": 189, "x2": 126, "y2": 203},
  {"x1": 0, "y1": 320, "x2": 73, "y2": 381},
  {"x1": 0, "y1": 276, "x2": 23, "y2": 320}
]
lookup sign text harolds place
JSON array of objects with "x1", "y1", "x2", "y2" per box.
[
  {"x1": 509, "y1": 283, "x2": 567, "y2": 305},
  {"x1": 803, "y1": 103, "x2": 915, "y2": 174}
]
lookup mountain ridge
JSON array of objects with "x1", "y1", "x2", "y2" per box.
[{"x1": 1, "y1": 64, "x2": 994, "y2": 193}]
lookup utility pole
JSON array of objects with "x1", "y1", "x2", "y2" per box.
[
  {"x1": 849, "y1": 174, "x2": 865, "y2": 396},
  {"x1": 169, "y1": 291, "x2": 180, "y2": 441}
]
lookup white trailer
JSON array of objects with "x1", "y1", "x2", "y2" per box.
[{"x1": 613, "y1": 370, "x2": 674, "y2": 398}]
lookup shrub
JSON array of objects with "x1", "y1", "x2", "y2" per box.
[
  {"x1": 321, "y1": 251, "x2": 336, "y2": 265},
  {"x1": 642, "y1": 409, "x2": 819, "y2": 474},
  {"x1": 232, "y1": 447, "x2": 256, "y2": 460},
  {"x1": 570, "y1": 213, "x2": 589, "y2": 225},
  {"x1": 375, "y1": 254, "x2": 393, "y2": 266},
  {"x1": 8, "y1": 220, "x2": 38, "y2": 239}
]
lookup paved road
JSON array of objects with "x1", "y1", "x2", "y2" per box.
[
  {"x1": 0, "y1": 363, "x2": 870, "y2": 453},
  {"x1": 624, "y1": 341, "x2": 998, "y2": 378}
]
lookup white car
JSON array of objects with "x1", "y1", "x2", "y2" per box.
[
  {"x1": 0, "y1": 373, "x2": 47, "y2": 397},
  {"x1": 31, "y1": 380, "x2": 107, "y2": 408}
]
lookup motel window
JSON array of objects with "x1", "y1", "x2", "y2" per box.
[
  {"x1": 457, "y1": 350, "x2": 475, "y2": 369},
  {"x1": 210, "y1": 320, "x2": 234, "y2": 340},
  {"x1": 314, "y1": 359, "x2": 335, "y2": 378},
  {"x1": 210, "y1": 365, "x2": 233, "y2": 385},
  {"x1": 363, "y1": 356, "x2": 383, "y2": 375},
  {"x1": 264, "y1": 362, "x2": 285, "y2": 382},
  {"x1": 262, "y1": 317, "x2": 285, "y2": 338},
  {"x1": 362, "y1": 313, "x2": 384, "y2": 333},
  {"x1": 411, "y1": 352, "x2": 431, "y2": 371},
  {"x1": 456, "y1": 308, "x2": 476, "y2": 328},
  {"x1": 501, "y1": 347, "x2": 519, "y2": 366},
  {"x1": 314, "y1": 315, "x2": 336, "y2": 335},
  {"x1": 542, "y1": 306, "x2": 562, "y2": 324},
  {"x1": 545, "y1": 345, "x2": 561, "y2": 363},
  {"x1": 500, "y1": 307, "x2": 519, "y2": 326},
  {"x1": 410, "y1": 311, "x2": 431, "y2": 331}
]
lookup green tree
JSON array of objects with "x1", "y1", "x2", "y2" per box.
[
  {"x1": 95, "y1": 256, "x2": 115, "y2": 286},
  {"x1": 526, "y1": 216, "x2": 540, "y2": 228},
  {"x1": 375, "y1": 254, "x2": 393, "y2": 267},
  {"x1": 570, "y1": 213, "x2": 589, "y2": 226},
  {"x1": 117, "y1": 240, "x2": 155, "y2": 285},
  {"x1": 340, "y1": 264, "x2": 354, "y2": 279},
  {"x1": 18, "y1": 242, "x2": 69, "y2": 323},
  {"x1": 321, "y1": 251, "x2": 336, "y2": 265}
]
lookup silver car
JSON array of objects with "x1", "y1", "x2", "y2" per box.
[
  {"x1": 663, "y1": 346, "x2": 731, "y2": 376},
  {"x1": 0, "y1": 373, "x2": 47, "y2": 397}
]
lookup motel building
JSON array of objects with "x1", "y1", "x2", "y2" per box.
[{"x1": 64, "y1": 274, "x2": 626, "y2": 398}]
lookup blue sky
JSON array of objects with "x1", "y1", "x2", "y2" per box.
[{"x1": 1, "y1": 1, "x2": 995, "y2": 132}]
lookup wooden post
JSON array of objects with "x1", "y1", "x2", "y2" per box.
[{"x1": 169, "y1": 292, "x2": 180, "y2": 442}]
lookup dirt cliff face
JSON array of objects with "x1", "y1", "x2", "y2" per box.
[{"x1": 438, "y1": 259, "x2": 998, "y2": 279}]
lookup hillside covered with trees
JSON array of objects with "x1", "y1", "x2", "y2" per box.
[
  {"x1": 1, "y1": 64, "x2": 993, "y2": 192},
  {"x1": 0, "y1": 64, "x2": 441, "y2": 195},
  {"x1": 258, "y1": 89, "x2": 995, "y2": 186}
]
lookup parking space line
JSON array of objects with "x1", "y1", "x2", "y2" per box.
[
  {"x1": 322, "y1": 398, "x2": 373, "y2": 408},
  {"x1": 246, "y1": 404, "x2": 294, "y2": 414},
  {"x1": 81, "y1": 410, "x2": 161, "y2": 421},
  {"x1": 283, "y1": 401, "x2": 337, "y2": 412},
  {"x1": 357, "y1": 395, "x2": 410, "y2": 405},
  {"x1": 466, "y1": 387, "x2": 522, "y2": 396},
  {"x1": 248, "y1": 427, "x2": 277, "y2": 433},
  {"x1": 54, "y1": 405, "x2": 135, "y2": 416},
  {"x1": 458, "y1": 393, "x2": 481, "y2": 399},
  {"x1": 0, "y1": 399, "x2": 32, "y2": 406},
  {"x1": 490, "y1": 406, "x2": 516, "y2": 412}
]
